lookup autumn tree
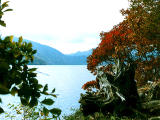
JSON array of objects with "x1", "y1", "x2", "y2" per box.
[
  {"x1": 122, "y1": 0, "x2": 160, "y2": 86},
  {"x1": 86, "y1": 0, "x2": 160, "y2": 87},
  {"x1": 0, "y1": 1, "x2": 61, "y2": 118},
  {"x1": 79, "y1": 0, "x2": 160, "y2": 117}
]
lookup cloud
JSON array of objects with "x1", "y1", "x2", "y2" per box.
[{"x1": 0, "y1": 0, "x2": 129, "y2": 54}]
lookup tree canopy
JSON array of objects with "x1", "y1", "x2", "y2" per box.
[{"x1": 86, "y1": 0, "x2": 160, "y2": 87}]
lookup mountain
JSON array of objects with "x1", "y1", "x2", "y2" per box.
[
  {"x1": 68, "y1": 49, "x2": 92, "y2": 56},
  {"x1": 13, "y1": 37, "x2": 90, "y2": 65}
]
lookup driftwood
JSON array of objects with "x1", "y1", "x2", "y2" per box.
[
  {"x1": 142, "y1": 100, "x2": 160, "y2": 112},
  {"x1": 79, "y1": 63, "x2": 140, "y2": 116},
  {"x1": 149, "y1": 116, "x2": 160, "y2": 120},
  {"x1": 79, "y1": 59, "x2": 160, "y2": 119}
]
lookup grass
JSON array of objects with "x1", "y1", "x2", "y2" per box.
[{"x1": 62, "y1": 108, "x2": 146, "y2": 120}]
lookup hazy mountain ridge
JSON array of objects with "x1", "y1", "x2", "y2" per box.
[
  {"x1": 68, "y1": 50, "x2": 92, "y2": 56},
  {"x1": 13, "y1": 37, "x2": 91, "y2": 65}
]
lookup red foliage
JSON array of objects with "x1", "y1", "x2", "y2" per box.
[
  {"x1": 84, "y1": 0, "x2": 160, "y2": 88},
  {"x1": 87, "y1": 22, "x2": 132, "y2": 73},
  {"x1": 82, "y1": 79, "x2": 99, "y2": 90}
]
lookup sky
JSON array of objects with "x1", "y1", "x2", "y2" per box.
[{"x1": 0, "y1": 0, "x2": 129, "y2": 54}]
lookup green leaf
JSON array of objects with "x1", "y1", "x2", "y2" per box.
[
  {"x1": 50, "y1": 94, "x2": 57, "y2": 98},
  {"x1": 52, "y1": 88, "x2": 56, "y2": 93},
  {"x1": 0, "y1": 107, "x2": 4, "y2": 114},
  {"x1": 31, "y1": 56, "x2": 34, "y2": 62},
  {"x1": 16, "y1": 111, "x2": 22, "y2": 114},
  {"x1": 0, "y1": 11, "x2": 4, "y2": 16},
  {"x1": 41, "y1": 98, "x2": 54, "y2": 105},
  {"x1": 10, "y1": 87, "x2": 18, "y2": 96},
  {"x1": 43, "y1": 107, "x2": 49, "y2": 116},
  {"x1": 0, "y1": 98, "x2": 2, "y2": 103},
  {"x1": 29, "y1": 72, "x2": 37, "y2": 77},
  {"x1": 27, "y1": 42, "x2": 32, "y2": 48},
  {"x1": 43, "y1": 84, "x2": 48, "y2": 93},
  {"x1": 42, "y1": 92, "x2": 49, "y2": 95},
  {"x1": 3, "y1": 9, "x2": 13, "y2": 12},
  {"x1": 0, "y1": 85, "x2": 10, "y2": 94},
  {"x1": 9, "y1": 35, "x2": 14, "y2": 42},
  {"x1": 32, "y1": 50, "x2": 37, "y2": 54},
  {"x1": 4, "y1": 36, "x2": 12, "y2": 42},
  {"x1": 20, "y1": 98, "x2": 28, "y2": 106},
  {"x1": 18, "y1": 36, "x2": 23, "y2": 44},
  {"x1": 1, "y1": 1, "x2": 9, "y2": 10},
  {"x1": 29, "y1": 78, "x2": 38, "y2": 85},
  {"x1": 28, "y1": 68, "x2": 37, "y2": 72},
  {"x1": 29, "y1": 97, "x2": 38, "y2": 108},
  {"x1": 50, "y1": 108, "x2": 61, "y2": 116},
  {"x1": 0, "y1": 20, "x2": 6, "y2": 27},
  {"x1": 0, "y1": 61, "x2": 9, "y2": 71},
  {"x1": 38, "y1": 84, "x2": 43, "y2": 89}
]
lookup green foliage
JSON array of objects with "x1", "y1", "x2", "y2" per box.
[
  {"x1": 0, "y1": 1, "x2": 61, "y2": 117},
  {"x1": 0, "y1": 1, "x2": 13, "y2": 27},
  {"x1": 50, "y1": 108, "x2": 62, "y2": 118},
  {"x1": 63, "y1": 109, "x2": 85, "y2": 120},
  {"x1": 4, "y1": 104, "x2": 39, "y2": 120},
  {"x1": 41, "y1": 98, "x2": 54, "y2": 105},
  {"x1": 0, "y1": 35, "x2": 39, "y2": 101},
  {"x1": 0, "y1": 35, "x2": 61, "y2": 116},
  {"x1": 0, "y1": 107, "x2": 4, "y2": 114},
  {"x1": 63, "y1": 108, "x2": 146, "y2": 120},
  {"x1": 43, "y1": 107, "x2": 49, "y2": 117},
  {"x1": 4, "y1": 103, "x2": 61, "y2": 120}
]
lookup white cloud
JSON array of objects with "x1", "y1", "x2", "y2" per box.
[{"x1": 0, "y1": 0, "x2": 129, "y2": 54}]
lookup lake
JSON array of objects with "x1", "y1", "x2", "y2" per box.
[{"x1": 0, "y1": 65, "x2": 95, "y2": 118}]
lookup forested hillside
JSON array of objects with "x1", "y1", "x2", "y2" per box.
[{"x1": 13, "y1": 37, "x2": 90, "y2": 65}]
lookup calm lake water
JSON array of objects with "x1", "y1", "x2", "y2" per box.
[{"x1": 0, "y1": 65, "x2": 95, "y2": 117}]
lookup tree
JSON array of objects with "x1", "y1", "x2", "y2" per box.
[
  {"x1": 86, "y1": 0, "x2": 160, "y2": 87},
  {"x1": 121, "y1": 0, "x2": 160, "y2": 86},
  {"x1": 80, "y1": 0, "x2": 160, "y2": 116},
  {"x1": 0, "y1": 1, "x2": 61, "y2": 118}
]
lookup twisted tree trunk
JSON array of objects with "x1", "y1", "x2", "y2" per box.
[{"x1": 79, "y1": 62, "x2": 140, "y2": 116}]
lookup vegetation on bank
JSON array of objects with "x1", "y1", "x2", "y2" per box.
[{"x1": 63, "y1": 109, "x2": 144, "y2": 120}]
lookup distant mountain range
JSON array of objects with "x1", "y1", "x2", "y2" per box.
[
  {"x1": 13, "y1": 37, "x2": 92, "y2": 65},
  {"x1": 68, "y1": 50, "x2": 92, "y2": 56}
]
